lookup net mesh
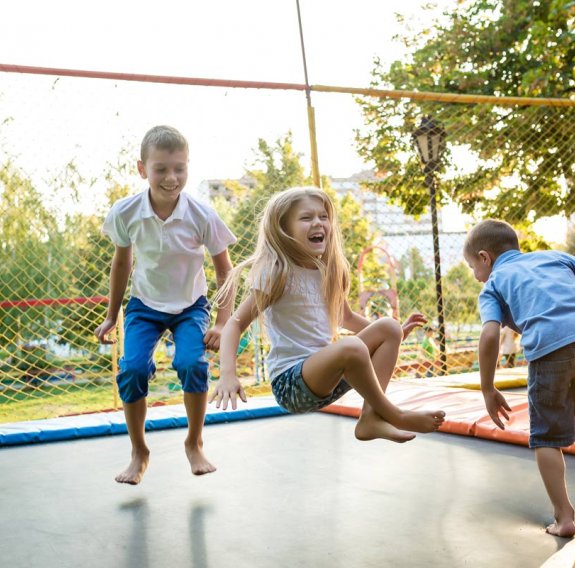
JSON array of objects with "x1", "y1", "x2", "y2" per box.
[{"x1": 1, "y1": 68, "x2": 574, "y2": 423}]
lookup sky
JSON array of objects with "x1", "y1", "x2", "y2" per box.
[
  {"x1": 0, "y1": 0, "x2": 567, "y2": 241},
  {"x1": 0, "y1": 0, "x2": 455, "y2": 179}
]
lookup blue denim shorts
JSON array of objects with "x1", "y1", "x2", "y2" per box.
[
  {"x1": 528, "y1": 342, "x2": 575, "y2": 448},
  {"x1": 117, "y1": 296, "x2": 210, "y2": 403},
  {"x1": 271, "y1": 360, "x2": 352, "y2": 414}
]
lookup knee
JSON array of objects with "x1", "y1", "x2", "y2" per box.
[
  {"x1": 117, "y1": 359, "x2": 153, "y2": 403},
  {"x1": 339, "y1": 336, "x2": 371, "y2": 365},
  {"x1": 373, "y1": 317, "x2": 403, "y2": 344},
  {"x1": 176, "y1": 360, "x2": 209, "y2": 393}
]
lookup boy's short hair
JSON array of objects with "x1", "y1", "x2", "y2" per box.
[
  {"x1": 464, "y1": 219, "x2": 520, "y2": 258},
  {"x1": 141, "y1": 125, "x2": 188, "y2": 162}
]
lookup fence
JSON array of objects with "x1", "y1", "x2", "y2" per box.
[{"x1": 1, "y1": 64, "x2": 574, "y2": 423}]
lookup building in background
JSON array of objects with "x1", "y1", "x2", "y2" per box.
[{"x1": 196, "y1": 172, "x2": 465, "y2": 273}]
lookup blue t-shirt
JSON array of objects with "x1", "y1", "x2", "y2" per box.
[{"x1": 478, "y1": 249, "x2": 575, "y2": 361}]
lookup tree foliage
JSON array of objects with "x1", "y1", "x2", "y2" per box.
[{"x1": 356, "y1": 0, "x2": 575, "y2": 223}]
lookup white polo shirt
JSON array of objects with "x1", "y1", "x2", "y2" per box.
[{"x1": 102, "y1": 189, "x2": 236, "y2": 314}]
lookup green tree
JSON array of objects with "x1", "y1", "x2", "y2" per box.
[
  {"x1": 356, "y1": 0, "x2": 575, "y2": 222},
  {"x1": 443, "y1": 262, "x2": 482, "y2": 330},
  {"x1": 56, "y1": 163, "x2": 134, "y2": 351},
  {"x1": 398, "y1": 247, "x2": 433, "y2": 280},
  {"x1": 0, "y1": 161, "x2": 61, "y2": 346},
  {"x1": 228, "y1": 132, "x2": 308, "y2": 267}
]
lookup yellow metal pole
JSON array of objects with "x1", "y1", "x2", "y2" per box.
[
  {"x1": 307, "y1": 104, "x2": 320, "y2": 187},
  {"x1": 111, "y1": 306, "x2": 124, "y2": 409},
  {"x1": 311, "y1": 84, "x2": 575, "y2": 107}
]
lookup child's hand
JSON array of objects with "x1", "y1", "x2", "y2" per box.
[
  {"x1": 94, "y1": 318, "x2": 117, "y2": 344},
  {"x1": 402, "y1": 312, "x2": 427, "y2": 340},
  {"x1": 204, "y1": 324, "x2": 224, "y2": 352},
  {"x1": 209, "y1": 376, "x2": 247, "y2": 410},
  {"x1": 483, "y1": 388, "x2": 512, "y2": 429}
]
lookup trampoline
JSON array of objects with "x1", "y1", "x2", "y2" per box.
[{"x1": 1, "y1": 400, "x2": 575, "y2": 567}]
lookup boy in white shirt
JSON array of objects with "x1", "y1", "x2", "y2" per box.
[{"x1": 95, "y1": 125, "x2": 236, "y2": 484}]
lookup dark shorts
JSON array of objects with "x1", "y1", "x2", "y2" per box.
[
  {"x1": 271, "y1": 359, "x2": 352, "y2": 414},
  {"x1": 528, "y1": 342, "x2": 575, "y2": 448}
]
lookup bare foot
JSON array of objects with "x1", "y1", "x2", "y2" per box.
[
  {"x1": 185, "y1": 442, "x2": 217, "y2": 476},
  {"x1": 355, "y1": 411, "x2": 416, "y2": 443},
  {"x1": 393, "y1": 409, "x2": 445, "y2": 433},
  {"x1": 546, "y1": 520, "x2": 575, "y2": 538},
  {"x1": 115, "y1": 448, "x2": 150, "y2": 485}
]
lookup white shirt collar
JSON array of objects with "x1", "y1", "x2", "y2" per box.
[{"x1": 141, "y1": 189, "x2": 187, "y2": 221}]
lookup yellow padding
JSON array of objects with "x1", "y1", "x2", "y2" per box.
[{"x1": 399, "y1": 367, "x2": 527, "y2": 390}]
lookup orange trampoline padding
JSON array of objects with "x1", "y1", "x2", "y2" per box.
[{"x1": 321, "y1": 382, "x2": 575, "y2": 455}]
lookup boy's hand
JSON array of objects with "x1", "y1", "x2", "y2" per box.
[
  {"x1": 209, "y1": 376, "x2": 247, "y2": 410},
  {"x1": 483, "y1": 388, "x2": 512, "y2": 430},
  {"x1": 402, "y1": 312, "x2": 427, "y2": 340},
  {"x1": 94, "y1": 318, "x2": 117, "y2": 344},
  {"x1": 204, "y1": 324, "x2": 224, "y2": 352}
]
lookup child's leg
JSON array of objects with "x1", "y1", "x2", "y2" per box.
[
  {"x1": 535, "y1": 447, "x2": 575, "y2": 537},
  {"x1": 183, "y1": 391, "x2": 215, "y2": 475},
  {"x1": 354, "y1": 318, "x2": 445, "y2": 439},
  {"x1": 116, "y1": 398, "x2": 150, "y2": 485},
  {"x1": 115, "y1": 298, "x2": 166, "y2": 484},
  {"x1": 301, "y1": 322, "x2": 444, "y2": 441},
  {"x1": 172, "y1": 297, "x2": 215, "y2": 476}
]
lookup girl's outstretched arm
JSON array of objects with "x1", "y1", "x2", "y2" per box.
[
  {"x1": 209, "y1": 292, "x2": 259, "y2": 410},
  {"x1": 341, "y1": 302, "x2": 426, "y2": 342},
  {"x1": 401, "y1": 312, "x2": 427, "y2": 340},
  {"x1": 341, "y1": 301, "x2": 371, "y2": 333}
]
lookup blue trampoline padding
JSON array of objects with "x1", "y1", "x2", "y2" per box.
[{"x1": 0, "y1": 396, "x2": 288, "y2": 446}]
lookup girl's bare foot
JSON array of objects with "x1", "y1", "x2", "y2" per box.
[
  {"x1": 185, "y1": 442, "x2": 217, "y2": 476},
  {"x1": 355, "y1": 412, "x2": 416, "y2": 443},
  {"x1": 115, "y1": 448, "x2": 150, "y2": 485},
  {"x1": 546, "y1": 520, "x2": 575, "y2": 538},
  {"x1": 393, "y1": 409, "x2": 445, "y2": 433}
]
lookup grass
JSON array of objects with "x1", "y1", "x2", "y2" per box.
[{"x1": 0, "y1": 370, "x2": 269, "y2": 424}]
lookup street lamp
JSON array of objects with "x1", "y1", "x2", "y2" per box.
[{"x1": 412, "y1": 115, "x2": 448, "y2": 375}]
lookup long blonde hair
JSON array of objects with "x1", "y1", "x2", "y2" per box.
[{"x1": 221, "y1": 186, "x2": 350, "y2": 334}]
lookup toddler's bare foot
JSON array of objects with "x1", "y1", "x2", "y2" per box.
[
  {"x1": 115, "y1": 447, "x2": 150, "y2": 485},
  {"x1": 185, "y1": 442, "x2": 217, "y2": 476},
  {"x1": 546, "y1": 520, "x2": 575, "y2": 538},
  {"x1": 355, "y1": 412, "x2": 416, "y2": 443},
  {"x1": 394, "y1": 409, "x2": 445, "y2": 433}
]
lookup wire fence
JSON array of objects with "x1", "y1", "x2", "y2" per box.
[{"x1": 1, "y1": 65, "x2": 574, "y2": 423}]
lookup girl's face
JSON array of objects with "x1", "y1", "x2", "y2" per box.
[{"x1": 285, "y1": 196, "x2": 331, "y2": 261}]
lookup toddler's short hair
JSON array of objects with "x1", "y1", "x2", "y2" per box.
[
  {"x1": 464, "y1": 219, "x2": 519, "y2": 258},
  {"x1": 141, "y1": 125, "x2": 188, "y2": 162}
]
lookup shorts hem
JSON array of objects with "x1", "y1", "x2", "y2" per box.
[{"x1": 529, "y1": 438, "x2": 575, "y2": 449}]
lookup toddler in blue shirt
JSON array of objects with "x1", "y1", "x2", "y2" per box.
[{"x1": 464, "y1": 219, "x2": 575, "y2": 538}]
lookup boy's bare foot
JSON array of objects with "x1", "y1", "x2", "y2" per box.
[
  {"x1": 185, "y1": 442, "x2": 217, "y2": 476},
  {"x1": 393, "y1": 409, "x2": 445, "y2": 433},
  {"x1": 115, "y1": 448, "x2": 150, "y2": 485},
  {"x1": 355, "y1": 411, "x2": 416, "y2": 443},
  {"x1": 546, "y1": 520, "x2": 575, "y2": 538}
]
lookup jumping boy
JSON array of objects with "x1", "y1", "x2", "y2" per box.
[
  {"x1": 95, "y1": 125, "x2": 236, "y2": 484},
  {"x1": 464, "y1": 219, "x2": 575, "y2": 537}
]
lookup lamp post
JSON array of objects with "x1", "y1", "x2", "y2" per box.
[{"x1": 412, "y1": 115, "x2": 448, "y2": 375}]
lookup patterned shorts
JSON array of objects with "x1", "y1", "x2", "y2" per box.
[{"x1": 271, "y1": 359, "x2": 352, "y2": 414}]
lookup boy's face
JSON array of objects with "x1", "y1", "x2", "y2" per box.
[
  {"x1": 464, "y1": 250, "x2": 492, "y2": 283},
  {"x1": 137, "y1": 146, "x2": 188, "y2": 203}
]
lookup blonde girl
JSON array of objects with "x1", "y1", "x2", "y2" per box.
[{"x1": 211, "y1": 187, "x2": 445, "y2": 442}]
